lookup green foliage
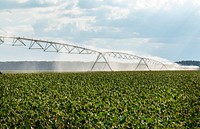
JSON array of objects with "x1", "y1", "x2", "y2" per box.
[{"x1": 0, "y1": 71, "x2": 200, "y2": 128}]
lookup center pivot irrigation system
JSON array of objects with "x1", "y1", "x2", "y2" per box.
[{"x1": 0, "y1": 35, "x2": 168, "y2": 71}]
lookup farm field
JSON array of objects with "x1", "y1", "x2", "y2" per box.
[{"x1": 0, "y1": 71, "x2": 199, "y2": 128}]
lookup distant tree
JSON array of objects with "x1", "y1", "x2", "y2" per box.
[
  {"x1": 0, "y1": 71, "x2": 2, "y2": 74},
  {"x1": 176, "y1": 61, "x2": 200, "y2": 67}
]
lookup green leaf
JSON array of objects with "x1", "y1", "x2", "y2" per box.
[{"x1": 119, "y1": 116, "x2": 126, "y2": 124}]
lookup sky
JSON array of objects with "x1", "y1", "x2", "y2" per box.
[{"x1": 0, "y1": 0, "x2": 200, "y2": 62}]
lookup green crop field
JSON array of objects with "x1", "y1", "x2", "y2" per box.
[{"x1": 0, "y1": 71, "x2": 199, "y2": 128}]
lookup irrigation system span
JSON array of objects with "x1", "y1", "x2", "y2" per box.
[{"x1": 0, "y1": 35, "x2": 189, "y2": 71}]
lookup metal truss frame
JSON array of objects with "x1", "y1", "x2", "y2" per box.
[
  {"x1": 0, "y1": 36, "x2": 4, "y2": 45},
  {"x1": 9, "y1": 36, "x2": 99, "y2": 54},
  {"x1": 90, "y1": 53, "x2": 113, "y2": 71},
  {"x1": 103, "y1": 52, "x2": 167, "y2": 70},
  {"x1": 0, "y1": 35, "x2": 167, "y2": 71}
]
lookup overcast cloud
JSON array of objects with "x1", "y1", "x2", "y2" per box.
[{"x1": 0, "y1": 0, "x2": 200, "y2": 61}]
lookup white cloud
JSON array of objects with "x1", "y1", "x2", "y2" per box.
[
  {"x1": 75, "y1": 17, "x2": 100, "y2": 32},
  {"x1": 4, "y1": 25, "x2": 35, "y2": 37},
  {"x1": 0, "y1": 0, "x2": 200, "y2": 61},
  {"x1": 45, "y1": 16, "x2": 100, "y2": 32},
  {"x1": 0, "y1": 1, "x2": 98, "y2": 36},
  {"x1": 109, "y1": 0, "x2": 190, "y2": 11},
  {"x1": 136, "y1": 0, "x2": 171, "y2": 10},
  {"x1": 17, "y1": 0, "x2": 29, "y2": 3},
  {"x1": 107, "y1": 7, "x2": 130, "y2": 20},
  {"x1": 36, "y1": 0, "x2": 65, "y2": 4},
  {"x1": 193, "y1": 0, "x2": 200, "y2": 7}
]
